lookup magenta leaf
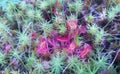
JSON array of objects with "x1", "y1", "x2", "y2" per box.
[
  {"x1": 66, "y1": 41, "x2": 77, "y2": 54},
  {"x1": 36, "y1": 38, "x2": 50, "y2": 56},
  {"x1": 78, "y1": 44, "x2": 92, "y2": 59},
  {"x1": 56, "y1": 36, "x2": 69, "y2": 42}
]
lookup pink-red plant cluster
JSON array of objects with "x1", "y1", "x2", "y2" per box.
[{"x1": 36, "y1": 19, "x2": 92, "y2": 59}]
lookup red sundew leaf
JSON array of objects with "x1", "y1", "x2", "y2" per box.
[
  {"x1": 67, "y1": 20, "x2": 78, "y2": 31},
  {"x1": 67, "y1": 41, "x2": 77, "y2": 54},
  {"x1": 56, "y1": 36, "x2": 69, "y2": 42},
  {"x1": 37, "y1": 48, "x2": 50, "y2": 56},
  {"x1": 78, "y1": 44, "x2": 92, "y2": 59},
  {"x1": 31, "y1": 32, "x2": 37, "y2": 40},
  {"x1": 36, "y1": 39, "x2": 50, "y2": 56},
  {"x1": 39, "y1": 39, "x2": 47, "y2": 48}
]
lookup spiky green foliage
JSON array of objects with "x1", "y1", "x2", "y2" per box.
[
  {"x1": 6, "y1": 12, "x2": 13, "y2": 22},
  {"x1": 106, "y1": 68, "x2": 117, "y2": 74},
  {"x1": 0, "y1": 23, "x2": 10, "y2": 35},
  {"x1": 58, "y1": 24, "x2": 67, "y2": 34},
  {"x1": 84, "y1": 62, "x2": 98, "y2": 74},
  {"x1": 6, "y1": 2, "x2": 17, "y2": 12},
  {"x1": 68, "y1": 0, "x2": 83, "y2": 13},
  {"x1": 54, "y1": 16, "x2": 65, "y2": 24},
  {"x1": 0, "y1": 0, "x2": 20, "y2": 11},
  {"x1": 39, "y1": 0, "x2": 49, "y2": 10},
  {"x1": 19, "y1": 1, "x2": 27, "y2": 10},
  {"x1": 67, "y1": 56, "x2": 85, "y2": 74},
  {"x1": 26, "y1": 51, "x2": 37, "y2": 69},
  {"x1": 51, "y1": 54, "x2": 65, "y2": 74},
  {"x1": 59, "y1": 0, "x2": 66, "y2": 3},
  {"x1": 114, "y1": 0, "x2": 120, "y2": 4},
  {"x1": 75, "y1": 36, "x2": 82, "y2": 45},
  {"x1": 10, "y1": 49, "x2": 26, "y2": 68},
  {"x1": 34, "y1": 10, "x2": 43, "y2": 22},
  {"x1": 86, "y1": 14, "x2": 94, "y2": 23},
  {"x1": 68, "y1": 14, "x2": 77, "y2": 20},
  {"x1": 10, "y1": 70, "x2": 20, "y2": 74},
  {"x1": 88, "y1": 24, "x2": 108, "y2": 44},
  {"x1": 84, "y1": 47, "x2": 110, "y2": 74},
  {"x1": 10, "y1": 49, "x2": 21, "y2": 60},
  {"x1": 0, "y1": 23, "x2": 11, "y2": 42},
  {"x1": 86, "y1": 56, "x2": 109, "y2": 74},
  {"x1": 17, "y1": 32, "x2": 30, "y2": 47},
  {"x1": 33, "y1": 61, "x2": 45, "y2": 74},
  {"x1": 6, "y1": 3, "x2": 17, "y2": 22},
  {"x1": 95, "y1": 29, "x2": 107, "y2": 44},
  {"x1": 48, "y1": 0, "x2": 56, "y2": 7},
  {"x1": 41, "y1": 22, "x2": 53, "y2": 36},
  {"x1": 26, "y1": 8, "x2": 35, "y2": 18},
  {"x1": 0, "y1": 51, "x2": 6, "y2": 66},
  {"x1": 107, "y1": 4, "x2": 120, "y2": 20},
  {"x1": 4, "y1": 68, "x2": 11, "y2": 74},
  {"x1": 93, "y1": 55, "x2": 109, "y2": 71},
  {"x1": 88, "y1": 24, "x2": 99, "y2": 35}
]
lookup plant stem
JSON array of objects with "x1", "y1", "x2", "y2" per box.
[
  {"x1": 62, "y1": 63, "x2": 70, "y2": 74},
  {"x1": 108, "y1": 49, "x2": 120, "y2": 69},
  {"x1": 103, "y1": 19, "x2": 112, "y2": 29}
]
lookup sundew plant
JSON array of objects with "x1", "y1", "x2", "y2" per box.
[{"x1": 0, "y1": 0, "x2": 120, "y2": 73}]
